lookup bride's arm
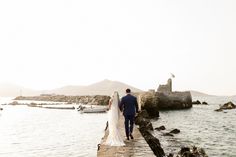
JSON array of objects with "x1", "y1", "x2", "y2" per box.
[{"x1": 108, "y1": 99, "x2": 112, "y2": 110}]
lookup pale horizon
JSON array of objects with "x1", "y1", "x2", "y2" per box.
[{"x1": 1, "y1": 0, "x2": 236, "y2": 95}]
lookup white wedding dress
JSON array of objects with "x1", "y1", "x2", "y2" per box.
[{"x1": 105, "y1": 91, "x2": 125, "y2": 146}]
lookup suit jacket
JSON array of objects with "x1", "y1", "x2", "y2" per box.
[{"x1": 119, "y1": 94, "x2": 139, "y2": 116}]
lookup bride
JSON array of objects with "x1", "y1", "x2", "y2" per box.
[{"x1": 105, "y1": 91, "x2": 125, "y2": 146}]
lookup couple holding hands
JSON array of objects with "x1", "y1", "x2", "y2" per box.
[{"x1": 105, "y1": 89, "x2": 139, "y2": 146}]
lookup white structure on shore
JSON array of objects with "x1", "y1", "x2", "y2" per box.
[{"x1": 157, "y1": 78, "x2": 172, "y2": 93}]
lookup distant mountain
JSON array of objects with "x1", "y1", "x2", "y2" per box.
[
  {"x1": 0, "y1": 79, "x2": 143, "y2": 97},
  {"x1": 190, "y1": 90, "x2": 213, "y2": 97},
  {"x1": 0, "y1": 83, "x2": 39, "y2": 97},
  {"x1": 45, "y1": 79, "x2": 143, "y2": 96}
]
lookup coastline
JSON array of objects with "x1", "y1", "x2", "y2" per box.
[{"x1": 14, "y1": 95, "x2": 110, "y2": 106}]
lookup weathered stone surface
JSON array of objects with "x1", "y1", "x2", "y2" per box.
[
  {"x1": 135, "y1": 110, "x2": 154, "y2": 131},
  {"x1": 192, "y1": 100, "x2": 201, "y2": 105},
  {"x1": 155, "y1": 126, "x2": 166, "y2": 131},
  {"x1": 215, "y1": 101, "x2": 236, "y2": 112},
  {"x1": 140, "y1": 129, "x2": 165, "y2": 157},
  {"x1": 139, "y1": 91, "x2": 192, "y2": 112},
  {"x1": 138, "y1": 92, "x2": 160, "y2": 118},
  {"x1": 157, "y1": 92, "x2": 192, "y2": 110},
  {"x1": 14, "y1": 95, "x2": 110, "y2": 106},
  {"x1": 135, "y1": 110, "x2": 165, "y2": 157}
]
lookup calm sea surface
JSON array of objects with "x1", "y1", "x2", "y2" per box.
[
  {"x1": 153, "y1": 96, "x2": 236, "y2": 157},
  {"x1": 1, "y1": 97, "x2": 236, "y2": 157},
  {"x1": 0, "y1": 98, "x2": 107, "y2": 157}
]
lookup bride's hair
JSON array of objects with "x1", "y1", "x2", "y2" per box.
[{"x1": 111, "y1": 91, "x2": 119, "y2": 99}]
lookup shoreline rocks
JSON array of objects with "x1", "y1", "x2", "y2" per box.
[
  {"x1": 155, "y1": 125, "x2": 166, "y2": 131},
  {"x1": 192, "y1": 100, "x2": 208, "y2": 105},
  {"x1": 192, "y1": 100, "x2": 201, "y2": 105},
  {"x1": 215, "y1": 101, "x2": 236, "y2": 112},
  {"x1": 169, "y1": 129, "x2": 180, "y2": 134},
  {"x1": 167, "y1": 146, "x2": 208, "y2": 157},
  {"x1": 135, "y1": 110, "x2": 165, "y2": 157},
  {"x1": 14, "y1": 95, "x2": 110, "y2": 106},
  {"x1": 202, "y1": 101, "x2": 208, "y2": 105}
]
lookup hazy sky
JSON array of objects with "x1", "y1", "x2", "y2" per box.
[{"x1": 0, "y1": 0, "x2": 236, "y2": 95}]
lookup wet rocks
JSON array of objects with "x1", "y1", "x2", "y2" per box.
[
  {"x1": 163, "y1": 133, "x2": 174, "y2": 137},
  {"x1": 215, "y1": 108, "x2": 223, "y2": 112},
  {"x1": 192, "y1": 100, "x2": 208, "y2": 105},
  {"x1": 192, "y1": 100, "x2": 201, "y2": 105},
  {"x1": 220, "y1": 101, "x2": 235, "y2": 109},
  {"x1": 170, "y1": 129, "x2": 180, "y2": 134},
  {"x1": 215, "y1": 101, "x2": 236, "y2": 112},
  {"x1": 162, "y1": 129, "x2": 180, "y2": 137},
  {"x1": 174, "y1": 146, "x2": 208, "y2": 157},
  {"x1": 202, "y1": 101, "x2": 208, "y2": 105},
  {"x1": 155, "y1": 125, "x2": 166, "y2": 131},
  {"x1": 155, "y1": 126, "x2": 180, "y2": 136}
]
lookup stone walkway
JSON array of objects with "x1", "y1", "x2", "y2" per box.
[{"x1": 97, "y1": 116, "x2": 155, "y2": 157}]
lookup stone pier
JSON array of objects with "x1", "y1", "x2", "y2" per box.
[{"x1": 97, "y1": 116, "x2": 155, "y2": 157}]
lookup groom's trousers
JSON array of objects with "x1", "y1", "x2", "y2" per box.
[{"x1": 124, "y1": 115, "x2": 135, "y2": 137}]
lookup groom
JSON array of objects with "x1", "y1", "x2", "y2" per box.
[{"x1": 119, "y1": 88, "x2": 139, "y2": 140}]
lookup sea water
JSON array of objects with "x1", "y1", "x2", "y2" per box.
[
  {"x1": 152, "y1": 96, "x2": 236, "y2": 157},
  {"x1": 0, "y1": 99, "x2": 107, "y2": 157}
]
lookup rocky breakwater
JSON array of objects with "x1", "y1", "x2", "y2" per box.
[
  {"x1": 138, "y1": 91, "x2": 192, "y2": 113},
  {"x1": 14, "y1": 95, "x2": 110, "y2": 106},
  {"x1": 135, "y1": 110, "x2": 165, "y2": 157}
]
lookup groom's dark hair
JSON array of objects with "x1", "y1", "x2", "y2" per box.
[{"x1": 126, "y1": 88, "x2": 131, "y2": 93}]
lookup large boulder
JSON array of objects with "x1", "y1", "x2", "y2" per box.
[
  {"x1": 157, "y1": 92, "x2": 192, "y2": 110},
  {"x1": 215, "y1": 101, "x2": 236, "y2": 111},
  {"x1": 139, "y1": 92, "x2": 160, "y2": 118},
  {"x1": 220, "y1": 102, "x2": 236, "y2": 110},
  {"x1": 138, "y1": 91, "x2": 192, "y2": 115}
]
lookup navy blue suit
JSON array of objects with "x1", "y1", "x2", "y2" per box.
[{"x1": 119, "y1": 94, "x2": 139, "y2": 138}]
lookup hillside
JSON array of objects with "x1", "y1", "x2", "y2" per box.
[
  {"x1": 0, "y1": 80, "x2": 143, "y2": 97},
  {"x1": 190, "y1": 90, "x2": 213, "y2": 97},
  {"x1": 0, "y1": 83, "x2": 39, "y2": 97},
  {"x1": 45, "y1": 79, "x2": 143, "y2": 96}
]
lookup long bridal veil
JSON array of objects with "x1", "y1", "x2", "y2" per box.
[{"x1": 105, "y1": 91, "x2": 125, "y2": 146}]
